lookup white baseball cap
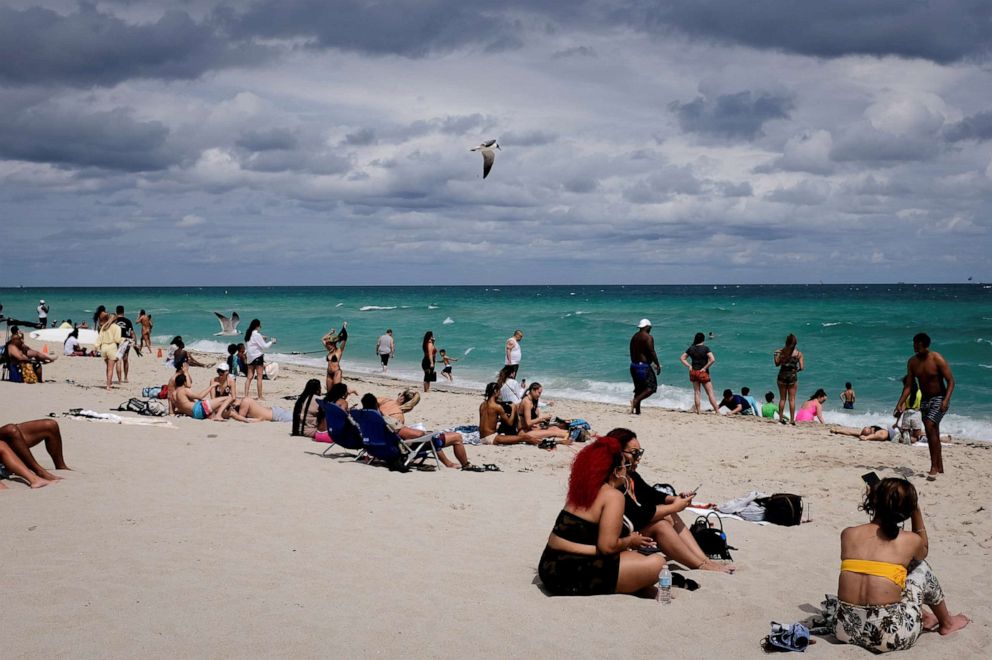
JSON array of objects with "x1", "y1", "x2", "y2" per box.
[
  {"x1": 40, "y1": 299, "x2": 45, "y2": 303},
  {"x1": 638, "y1": 318, "x2": 652, "y2": 328},
  {"x1": 216, "y1": 362, "x2": 230, "y2": 371}
]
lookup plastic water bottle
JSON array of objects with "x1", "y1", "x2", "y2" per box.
[{"x1": 656, "y1": 566, "x2": 672, "y2": 605}]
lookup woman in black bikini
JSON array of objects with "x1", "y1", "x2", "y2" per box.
[
  {"x1": 538, "y1": 436, "x2": 664, "y2": 596},
  {"x1": 421, "y1": 330, "x2": 436, "y2": 392},
  {"x1": 774, "y1": 334, "x2": 804, "y2": 424}
]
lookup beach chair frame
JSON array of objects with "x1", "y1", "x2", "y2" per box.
[
  {"x1": 349, "y1": 408, "x2": 442, "y2": 472},
  {"x1": 314, "y1": 398, "x2": 366, "y2": 461}
]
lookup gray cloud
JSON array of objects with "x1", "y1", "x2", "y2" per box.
[
  {"x1": 236, "y1": 128, "x2": 299, "y2": 152},
  {"x1": 669, "y1": 91, "x2": 794, "y2": 140},
  {"x1": 639, "y1": 0, "x2": 992, "y2": 64},
  {"x1": 0, "y1": 4, "x2": 265, "y2": 88},
  {"x1": 944, "y1": 110, "x2": 992, "y2": 142}
]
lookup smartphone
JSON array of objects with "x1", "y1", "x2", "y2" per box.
[
  {"x1": 690, "y1": 483, "x2": 702, "y2": 495},
  {"x1": 862, "y1": 471, "x2": 880, "y2": 486},
  {"x1": 636, "y1": 545, "x2": 663, "y2": 555}
]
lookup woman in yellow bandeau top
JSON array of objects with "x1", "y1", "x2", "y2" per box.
[{"x1": 833, "y1": 478, "x2": 969, "y2": 652}]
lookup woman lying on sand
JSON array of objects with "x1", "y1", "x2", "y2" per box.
[
  {"x1": 827, "y1": 477, "x2": 968, "y2": 652},
  {"x1": 538, "y1": 436, "x2": 665, "y2": 596},
  {"x1": 608, "y1": 427, "x2": 734, "y2": 573}
]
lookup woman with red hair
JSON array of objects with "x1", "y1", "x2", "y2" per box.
[{"x1": 538, "y1": 436, "x2": 665, "y2": 596}]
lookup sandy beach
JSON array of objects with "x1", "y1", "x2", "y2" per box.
[{"x1": 2, "y1": 342, "x2": 990, "y2": 659}]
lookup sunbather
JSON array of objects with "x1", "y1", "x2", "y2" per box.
[
  {"x1": 225, "y1": 397, "x2": 293, "y2": 423},
  {"x1": 608, "y1": 427, "x2": 734, "y2": 573},
  {"x1": 538, "y1": 435, "x2": 664, "y2": 596},
  {"x1": 377, "y1": 389, "x2": 421, "y2": 425},
  {"x1": 479, "y1": 382, "x2": 562, "y2": 448},
  {"x1": 518, "y1": 382, "x2": 570, "y2": 442},
  {"x1": 361, "y1": 394, "x2": 478, "y2": 470},
  {"x1": 291, "y1": 379, "x2": 322, "y2": 438},
  {"x1": 5, "y1": 325, "x2": 56, "y2": 382},
  {"x1": 1, "y1": 440, "x2": 53, "y2": 489},
  {"x1": 173, "y1": 374, "x2": 233, "y2": 421},
  {"x1": 0, "y1": 419, "x2": 69, "y2": 485}
]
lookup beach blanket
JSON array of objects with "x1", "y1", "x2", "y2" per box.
[{"x1": 63, "y1": 410, "x2": 175, "y2": 427}]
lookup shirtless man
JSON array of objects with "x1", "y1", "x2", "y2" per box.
[
  {"x1": 0, "y1": 419, "x2": 70, "y2": 485},
  {"x1": 137, "y1": 309, "x2": 153, "y2": 354},
  {"x1": 629, "y1": 319, "x2": 661, "y2": 414},
  {"x1": 479, "y1": 382, "x2": 560, "y2": 448},
  {"x1": 518, "y1": 383, "x2": 569, "y2": 441},
  {"x1": 895, "y1": 333, "x2": 954, "y2": 477},
  {"x1": 172, "y1": 373, "x2": 234, "y2": 421},
  {"x1": 361, "y1": 394, "x2": 476, "y2": 470},
  {"x1": 5, "y1": 326, "x2": 56, "y2": 381},
  {"x1": 505, "y1": 329, "x2": 523, "y2": 367}
]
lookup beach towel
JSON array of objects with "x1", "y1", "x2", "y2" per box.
[
  {"x1": 685, "y1": 507, "x2": 770, "y2": 525},
  {"x1": 715, "y1": 491, "x2": 769, "y2": 522},
  {"x1": 63, "y1": 410, "x2": 175, "y2": 427}
]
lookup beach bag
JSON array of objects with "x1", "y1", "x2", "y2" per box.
[
  {"x1": 756, "y1": 493, "x2": 803, "y2": 526},
  {"x1": 123, "y1": 398, "x2": 147, "y2": 414},
  {"x1": 142, "y1": 386, "x2": 163, "y2": 398},
  {"x1": 690, "y1": 512, "x2": 734, "y2": 560},
  {"x1": 21, "y1": 362, "x2": 38, "y2": 384},
  {"x1": 142, "y1": 399, "x2": 167, "y2": 416}
]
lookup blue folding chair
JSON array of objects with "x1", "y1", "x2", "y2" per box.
[
  {"x1": 349, "y1": 408, "x2": 441, "y2": 472},
  {"x1": 314, "y1": 399, "x2": 366, "y2": 460}
]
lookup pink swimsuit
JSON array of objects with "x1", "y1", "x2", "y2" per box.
[{"x1": 795, "y1": 404, "x2": 817, "y2": 422}]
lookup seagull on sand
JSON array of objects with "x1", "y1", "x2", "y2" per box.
[
  {"x1": 470, "y1": 139, "x2": 500, "y2": 179},
  {"x1": 213, "y1": 311, "x2": 241, "y2": 336}
]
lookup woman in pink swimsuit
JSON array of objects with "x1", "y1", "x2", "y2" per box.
[{"x1": 795, "y1": 389, "x2": 828, "y2": 423}]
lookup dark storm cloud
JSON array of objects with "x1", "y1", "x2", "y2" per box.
[
  {"x1": 220, "y1": 0, "x2": 523, "y2": 57},
  {"x1": 637, "y1": 0, "x2": 992, "y2": 64},
  {"x1": 669, "y1": 91, "x2": 793, "y2": 140},
  {"x1": 943, "y1": 110, "x2": 992, "y2": 142},
  {"x1": 0, "y1": 5, "x2": 264, "y2": 88},
  {"x1": 0, "y1": 101, "x2": 179, "y2": 172}
]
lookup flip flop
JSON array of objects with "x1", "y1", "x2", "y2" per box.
[
  {"x1": 482, "y1": 463, "x2": 501, "y2": 472},
  {"x1": 762, "y1": 622, "x2": 810, "y2": 653},
  {"x1": 461, "y1": 464, "x2": 485, "y2": 472},
  {"x1": 670, "y1": 572, "x2": 701, "y2": 591},
  {"x1": 538, "y1": 438, "x2": 557, "y2": 450}
]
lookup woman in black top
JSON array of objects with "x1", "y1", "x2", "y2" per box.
[
  {"x1": 609, "y1": 428, "x2": 735, "y2": 573},
  {"x1": 680, "y1": 333, "x2": 719, "y2": 414}
]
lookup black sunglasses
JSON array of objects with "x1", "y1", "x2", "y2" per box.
[{"x1": 624, "y1": 448, "x2": 645, "y2": 459}]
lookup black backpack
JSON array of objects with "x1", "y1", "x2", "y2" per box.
[
  {"x1": 690, "y1": 512, "x2": 734, "y2": 560},
  {"x1": 756, "y1": 493, "x2": 804, "y2": 526}
]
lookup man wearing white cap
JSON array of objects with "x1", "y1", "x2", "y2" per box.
[
  {"x1": 629, "y1": 319, "x2": 661, "y2": 414},
  {"x1": 37, "y1": 300, "x2": 49, "y2": 328}
]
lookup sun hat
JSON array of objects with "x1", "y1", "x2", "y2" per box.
[
  {"x1": 638, "y1": 318, "x2": 652, "y2": 328},
  {"x1": 216, "y1": 362, "x2": 229, "y2": 371}
]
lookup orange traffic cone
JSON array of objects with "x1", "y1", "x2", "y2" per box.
[
  {"x1": 157, "y1": 347, "x2": 163, "y2": 358},
  {"x1": 42, "y1": 344, "x2": 49, "y2": 354}
]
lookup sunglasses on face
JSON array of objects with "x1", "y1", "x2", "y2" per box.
[{"x1": 625, "y1": 448, "x2": 645, "y2": 459}]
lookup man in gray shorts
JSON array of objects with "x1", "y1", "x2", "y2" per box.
[{"x1": 895, "y1": 333, "x2": 954, "y2": 478}]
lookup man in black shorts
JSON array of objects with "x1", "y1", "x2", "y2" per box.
[
  {"x1": 629, "y1": 319, "x2": 661, "y2": 415},
  {"x1": 895, "y1": 332, "x2": 954, "y2": 478}
]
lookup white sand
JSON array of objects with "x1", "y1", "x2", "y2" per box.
[{"x1": 1, "y1": 344, "x2": 990, "y2": 658}]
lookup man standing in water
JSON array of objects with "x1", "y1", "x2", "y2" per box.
[
  {"x1": 505, "y1": 329, "x2": 523, "y2": 368},
  {"x1": 629, "y1": 319, "x2": 661, "y2": 414},
  {"x1": 895, "y1": 333, "x2": 954, "y2": 478}
]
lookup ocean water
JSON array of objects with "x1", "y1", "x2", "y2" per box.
[{"x1": 2, "y1": 284, "x2": 990, "y2": 440}]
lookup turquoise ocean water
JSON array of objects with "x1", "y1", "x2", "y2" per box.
[{"x1": 2, "y1": 285, "x2": 990, "y2": 440}]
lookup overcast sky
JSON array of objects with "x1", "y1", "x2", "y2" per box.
[{"x1": 2, "y1": 0, "x2": 991, "y2": 285}]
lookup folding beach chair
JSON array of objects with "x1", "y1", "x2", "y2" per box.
[
  {"x1": 314, "y1": 398, "x2": 366, "y2": 460},
  {"x1": 349, "y1": 408, "x2": 442, "y2": 472}
]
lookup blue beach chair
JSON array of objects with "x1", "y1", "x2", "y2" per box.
[
  {"x1": 349, "y1": 408, "x2": 441, "y2": 472},
  {"x1": 314, "y1": 399, "x2": 366, "y2": 460}
]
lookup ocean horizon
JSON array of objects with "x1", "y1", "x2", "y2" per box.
[{"x1": 3, "y1": 283, "x2": 990, "y2": 440}]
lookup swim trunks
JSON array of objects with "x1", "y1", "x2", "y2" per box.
[
  {"x1": 442, "y1": 366, "x2": 452, "y2": 374},
  {"x1": 271, "y1": 406, "x2": 292, "y2": 423},
  {"x1": 380, "y1": 353, "x2": 390, "y2": 366},
  {"x1": 921, "y1": 397, "x2": 945, "y2": 425},
  {"x1": 630, "y1": 362, "x2": 657, "y2": 395},
  {"x1": 481, "y1": 433, "x2": 497, "y2": 445},
  {"x1": 192, "y1": 399, "x2": 211, "y2": 420},
  {"x1": 843, "y1": 401, "x2": 854, "y2": 410},
  {"x1": 689, "y1": 369, "x2": 710, "y2": 384}
]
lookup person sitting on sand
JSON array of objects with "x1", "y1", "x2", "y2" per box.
[
  {"x1": 518, "y1": 383, "x2": 570, "y2": 441},
  {"x1": 828, "y1": 477, "x2": 968, "y2": 652},
  {"x1": 761, "y1": 392, "x2": 778, "y2": 419},
  {"x1": 0, "y1": 419, "x2": 70, "y2": 487},
  {"x1": 718, "y1": 389, "x2": 749, "y2": 415},
  {"x1": 64, "y1": 327, "x2": 86, "y2": 356},
  {"x1": 496, "y1": 364, "x2": 525, "y2": 408},
  {"x1": 740, "y1": 387, "x2": 760, "y2": 417},
  {"x1": 795, "y1": 389, "x2": 828, "y2": 423},
  {"x1": 172, "y1": 373, "x2": 234, "y2": 421},
  {"x1": 479, "y1": 382, "x2": 563, "y2": 448},
  {"x1": 538, "y1": 435, "x2": 665, "y2": 596},
  {"x1": 4, "y1": 325, "x2": 56, "y2": 382},
  {"x1": 377, "y1": 389, "x2": 421, "y2": 425},
  {"x1": 209, "y1": 363, "x2": 237, "y2": 398},
  {"x1": 291, "y1": 379, "x2": 323, "y2": 438},
  {"x1": 608, "y1": 428, "x2": 734, "y2": 574},
  {"x1": 361, "y1": 393, "x2": 480, "y2": 471}
]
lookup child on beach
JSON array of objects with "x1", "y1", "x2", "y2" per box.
[
  {"x1": 439, "y1": 349, "x2": 458, "y2": 381},
  {"x1": 841, "y1": 382, "x2": 856, "y2": 409},
  {"x1": 761, "y1": 392, "x2": 778, "y2": 419}
]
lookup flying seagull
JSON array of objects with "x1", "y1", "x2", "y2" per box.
[
  {"x1": 470, "y1": 139, "x2": 500, "y2": 179},
  {"x1": 213, "y1": 311, "x2": 241, "y2": 336}
]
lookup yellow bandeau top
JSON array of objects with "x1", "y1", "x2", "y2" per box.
[{"x1": 841, "y1": 559, "x2": 907, "y2": 589}]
